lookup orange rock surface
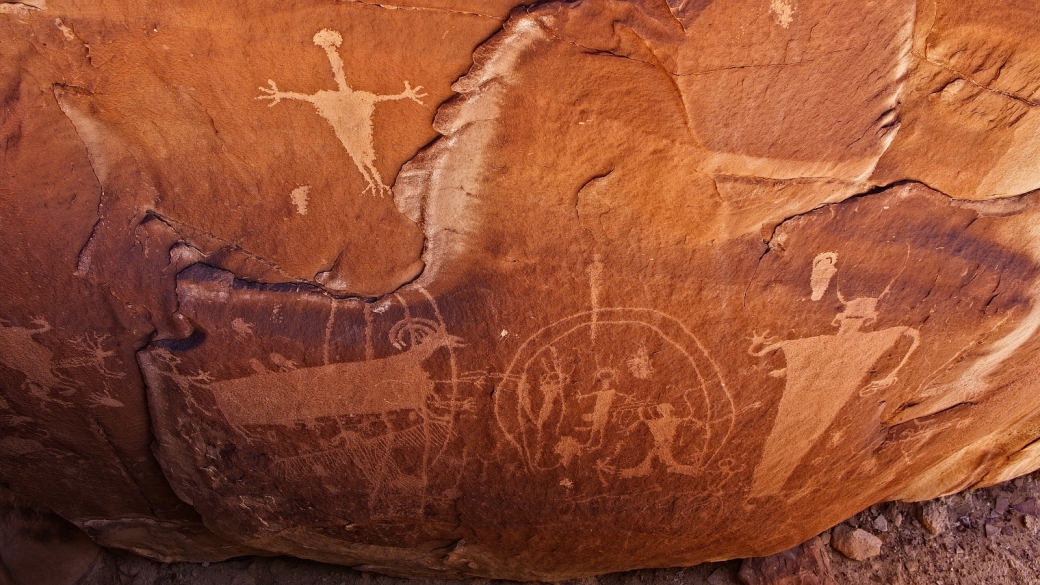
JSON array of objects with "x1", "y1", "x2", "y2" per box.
[{"x1": 4, "y1": 0, "x2": 1040, "y2": 578}]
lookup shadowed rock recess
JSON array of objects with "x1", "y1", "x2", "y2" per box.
[{"x1": 4, "y1": 0, "x2": 1040, "y2": 579}]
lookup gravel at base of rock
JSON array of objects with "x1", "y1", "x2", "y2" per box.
[
  {"x1": 738, "y1": 536, "x2": 835, "y2": 585},
  {"x1": 49, "y1": 471, "x2": 1040, "y2": 584},
  {"x1": 830, "y1": 527, "x2": 883, "y2": 561}
]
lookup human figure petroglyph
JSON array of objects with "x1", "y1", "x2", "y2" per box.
[
  {"x1": 618, "y1": 403, "x2": 702, "y2": 478},
  {"x1": 748, "y1": 266, "x2": 921, "y2": 496},
  {"x1": 574, "y1": 368, "x2": 621, "y2": 448},
  {"x1": 257, "y1": 29, "x2": 427, "y2": 196}
]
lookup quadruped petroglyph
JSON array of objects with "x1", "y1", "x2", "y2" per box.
[
  {"x1": 146, "y1": 290, "x2": 465, "y2": 515},
  {"x1": 0, "y1": 318, "x2": 62, "y2": 391},
  {"x1": 0, "y1": 319, "x2": 125, "y2": 409},
  {"x1": 494, "y1": 259, "x2": 735, "y2": 483},
  {"x1": 208, "y1": 316, "x2": 462, "y2": 425},
  {"x1": 749, "y1": 258, "x2": 920, "y2": 496},
  {"x1": 257, "y1": 29, "x2": 426, "y2": 196}
]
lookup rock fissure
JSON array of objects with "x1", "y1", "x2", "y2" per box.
[
  {"x1": 335, "y1": 0, "x2": 503, "y2": 20},
  {"x1": 914, "y1": 51, "x2": 1040, "y2": 109}
]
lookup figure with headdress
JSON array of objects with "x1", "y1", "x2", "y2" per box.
[{"x1": 747, "y1": 261, "x2": 920, "y2": 496}]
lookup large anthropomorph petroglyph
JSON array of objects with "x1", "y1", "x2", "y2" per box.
[
  {"x1": 9, "y1": 0, "x2": 1040, "y2": 579},
  {"x1": 749, "y1": 256, "x2": 920, "y2": 496},
  {"x1": 257, "y1": 29, "x2": 426, "y2": 196}
]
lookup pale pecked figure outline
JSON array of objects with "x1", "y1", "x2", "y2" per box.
[
  {"x1": 748, "y1": 253, "x2": 921, "y2": 496},
  {"x1": 257, "y1": 29, "x2": 427, "y2": 196}
]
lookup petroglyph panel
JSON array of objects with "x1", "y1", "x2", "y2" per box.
[
  {"x1": 496, "y1": 308, "x2": 733, "y2": 482},
  {"x1": 9, "y1": 0, "x2": 1040, "y2": 579}
]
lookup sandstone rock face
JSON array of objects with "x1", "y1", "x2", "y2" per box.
[{"x1": 4, "y1": 0, "x2": 1040, "y2": 579}]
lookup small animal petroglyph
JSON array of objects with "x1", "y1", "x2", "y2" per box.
[
  {"x1": 257, "y1": 29, "x2": 427, "y2": 196},
  {"x1": 770, "y1": 0, "x2": 795, "y2": 28},
  {"x1": 748, "y1": 265, "x2": 920, "y2": 496},
  {"x1": 290, "y1": 185, "x2": 310, "y2": 215},
  {"x1": 54, "y1": 18, "x2": 75, "y2": 40},
  {"x1": 231, "y1": 318, "x2": 254, "y2": 338}
]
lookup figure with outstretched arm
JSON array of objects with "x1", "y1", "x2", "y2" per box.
[
  {"x1": 748, "y1": 292, "x2": 921, "y2": 496},
  {"x1": 256, "y1": 29, "x2": 427, "y2": 196}
]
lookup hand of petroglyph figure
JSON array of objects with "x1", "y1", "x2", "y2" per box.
[
  {"x1": 256, "y1": 80, "x2": 310, "y2": 107},
  {"x1": 256, "y1": 80, "x2": 284, "y2": 106},
  {"x1": 402, "y1": 81, "x2": 427, "y2": 104},
  {"x1": 30, "y1": 317, "x2": 51, "y2": 332},
  {"x1": 380, "y1": 81, "x2": 427, "y2": 105},
  {"x1": 748, "y1": 330, "x2": 781, "y2": 356}
]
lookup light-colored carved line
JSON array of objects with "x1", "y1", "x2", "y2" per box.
[
  {"x1": 323, "y1": 298, "x2": 338, "y2": 366},
  {"x1": 522, "y1": 318, "x2": 712, "y2": 471},
  {"x1": 496, "y1": 308, "x2": 733, "y2": 474},
  {"x1": 416, "y1": 286, "x2": 461, "y2": 482}
]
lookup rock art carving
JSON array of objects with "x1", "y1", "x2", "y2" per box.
[
  {"x1": 257, "y1": 29, "x2": 426, "y2": 196},
  {"x1": 495, "y1": 260, "x2": 734, "y2": 481},
  {"x1": 0, "y1": 320, "x2": 129, "y2": 410},
  {"x1": 11, "y1": 0, "x2": 1040, "y2": 578},
  {"x1": 289, "y1": 186, "x2": 310, "y2": 215},
  {"x1": 749, "y1": 263, "x2": 921, "y2": 496},
  {"x1": 809, "y1": 252, "x2": 838, "y2": 301},
  {"x1": 145, "y1": 290, "x2": 465, "y2": 515},
  {"x1": 0, "y1": 318, "x2": 63, "y2": 392},
  {"x1": 208, "y1": 316, "x2": 462, "y2": 426},
  {"x1": 770, "y1": 0, "x2": 795, "y2": 28}
]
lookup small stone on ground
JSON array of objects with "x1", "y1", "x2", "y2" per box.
[{"x1": 831, "y1": 527, "x2": 882, "y2": 561}]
